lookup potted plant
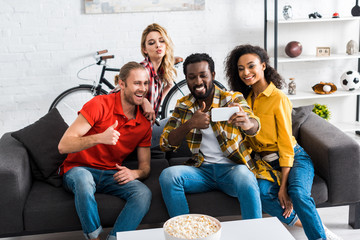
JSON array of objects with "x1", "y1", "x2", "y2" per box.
[{"x1": 313, "y1": 103, "x2": 331, "y2": 121}]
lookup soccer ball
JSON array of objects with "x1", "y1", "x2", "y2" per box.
[{"x1": 340, "y1": 70, "x2": 360, "y2": 91}]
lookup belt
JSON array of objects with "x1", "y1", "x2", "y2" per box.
[
  {"x1": 254, "y1": 151, "x2": 279, "y2": 163},
  {"x1": 259, "y1": 151, "x2": 278, "y2": 157}
]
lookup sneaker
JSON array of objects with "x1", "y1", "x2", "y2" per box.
[{"x1": 323, "y1": 225, "x2": 343, "y2": 240}]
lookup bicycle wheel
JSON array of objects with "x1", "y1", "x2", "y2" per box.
[
  {"x1": 49, "y1": 85, "x2": 108, "y2": 125},
  {"x1": 160, "y1": 80, "x2": 227, "y2": 119}
]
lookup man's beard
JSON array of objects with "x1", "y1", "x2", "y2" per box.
[{"x1": 190, "y1": 81, "x2": 215, "y2": 100}]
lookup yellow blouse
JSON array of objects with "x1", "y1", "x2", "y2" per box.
[{"x1": 246, "y1": 82, "x2": 296, "y2": 168}]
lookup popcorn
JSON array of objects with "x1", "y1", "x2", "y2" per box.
[{"x1": 164, "y1": 214, "x2": 221, "y2": 239}]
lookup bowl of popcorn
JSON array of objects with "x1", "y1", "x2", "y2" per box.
[{"x1": 163, "y1": 214, "x2": 221, "y2": 240}]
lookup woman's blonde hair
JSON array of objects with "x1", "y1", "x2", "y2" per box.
[{"x1": 141, "y1": 23, "x2": 176, "y2": 85}]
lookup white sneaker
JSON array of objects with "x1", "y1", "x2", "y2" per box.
[{"x1": 323, "y1": 225, "x2": 343, "y2": 240}]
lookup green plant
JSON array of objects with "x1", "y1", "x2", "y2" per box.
[{"x1": 312, "y1": 103, "x2": 331, "y2": 120}]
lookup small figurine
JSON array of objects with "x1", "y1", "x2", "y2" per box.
[
  {"x1": 332, "y1": 12, "x2": 340, "y2": 18},
  {"x1": 283, "y1": 5, "x2": 293, "y2": 20},
  {"x1": 308, "y1": 12, "x2": 322, "y2": 19},
  {"x1": 346, "y1": 40, "x2": 359, "y2": 55}
]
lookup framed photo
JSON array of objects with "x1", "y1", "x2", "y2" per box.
[
  {"x1": 85, "y1": 0, "x2": 205, "y2": 14},
  {"x1": 316, "y1": 47, "x2": 331, "y2": 57}
]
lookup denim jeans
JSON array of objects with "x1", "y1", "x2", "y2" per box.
[
  {"x1": 159, "y1": 163, "x2": 262, "y2": 219},
  {"x1": 258, "y1": 144, "x2": 326, "y2": 240},
  {"x1": 63, "y1": 167, "x2": 152, "y2": 240}
]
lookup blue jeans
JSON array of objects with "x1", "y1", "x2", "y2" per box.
[
  {"x1": 258, "y1": 144, "x2": 326, "y2": 240},
  {"x1": 159, "y1": 163, "x2": 262, "y2": 219},
  {"x1": 63, "y1": 167, "x2": 152, "y2": 240}
]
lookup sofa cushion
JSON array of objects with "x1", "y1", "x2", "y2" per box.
[
  {"x1": 311, "y1": 174, "x2": 328, "y2": 204},
  {"x1": 11, "y1": 108, "x2": 68, "y2": 187},
  {"x1": 24, "y1": 158, "x2": 170, "y2": 233},
  {"x1": 292, "y1": 105, "x2": 314, "y2": 140}
]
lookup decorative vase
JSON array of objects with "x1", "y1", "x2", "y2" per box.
[
  {"x1": 352, "y1": 0, "x2": 360, "y2": 16},
  {"x1": 288, "y1": 78, "x2": 296, "y2": 95}
]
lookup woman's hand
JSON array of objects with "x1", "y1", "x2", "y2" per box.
[
  {"x1": 278, "y1": 185, "x2": 293, "y2": 218},
  {"x1": 141, "y1": 98, "x2": 156, "y2": 124},
  {"x1": 228, "y1": 103, "x2": 254, "y2": 131}
]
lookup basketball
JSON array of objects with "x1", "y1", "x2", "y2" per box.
[{"x1": 285, "y1": 41, "x2": 302, "y2": 58}]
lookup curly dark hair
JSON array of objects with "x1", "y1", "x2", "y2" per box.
[
  {"x1": 224, "y1": 44, "x2": 285, "y2": 98},
  {"x1": 183, "y1": 53, "x2": 215, "y2": 76}
]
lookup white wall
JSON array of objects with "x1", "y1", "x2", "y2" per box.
[{"x1": 0, "y1": 0, "x2": 358, "y2": 136}]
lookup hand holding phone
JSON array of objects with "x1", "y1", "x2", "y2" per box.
[{"x1": 211, "y1": 107, "x2": 240, "y2": 122}]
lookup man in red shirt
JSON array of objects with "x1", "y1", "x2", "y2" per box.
[{"x1": 58, "y1": 62, "x2": 152, "y2": 240}]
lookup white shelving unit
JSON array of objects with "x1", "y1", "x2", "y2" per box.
[
  {"x1": 276, "y1": 53, "x2": 360, "y2": 63},
  {"x1": 264, "y1": 0, "x2": 360, "y2": 128},
  {"x1": 268, "y1": 16, "x2": 360, "y2": 24},
  {"x1": 285, "y1": 89, "x2": 360, "y2": 101}
]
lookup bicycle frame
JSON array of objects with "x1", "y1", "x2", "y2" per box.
[{"x1": 95, "y1": 64, "x2": 119, "y2": 94}]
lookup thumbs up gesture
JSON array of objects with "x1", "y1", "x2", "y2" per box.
[
  {"x1": 190, "y1": 101, "x2": 210, "y2": 129},
  {"x1": 100, "y1": 120, "x2": 121, "y2": 145}
]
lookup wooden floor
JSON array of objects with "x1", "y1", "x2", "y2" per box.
[{"x1": 1, "y1": 205, "x2": 360, "y2": 240}]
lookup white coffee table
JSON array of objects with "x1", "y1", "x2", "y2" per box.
[{"x1": 116, "y1": 217, "x2": 295, "y2": 240}]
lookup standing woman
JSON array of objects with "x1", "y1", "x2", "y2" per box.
[
  {"x1": 140, "y1": 23, "x2": 177, "y2": 123},
  {"x1": 224, "y1": 44, "x2": 341, "y2": 240}
]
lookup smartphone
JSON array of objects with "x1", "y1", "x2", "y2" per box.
[{"x1": 211, "y1": 107, "x2": 239, "y2": 122}]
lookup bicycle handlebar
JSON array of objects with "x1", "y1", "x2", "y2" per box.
[
  {"x1": 174, "y1": 56, "x2": 183, "y2": 65},
  {"x1": 100, "y1": 55, "x2": 114, "y2": 60},
  {"x1": 97, "y1": 49, "x2": 108, "y2": 55}
]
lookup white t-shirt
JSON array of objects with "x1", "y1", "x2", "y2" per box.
[{"x1": 200, "y1": 126, "x2": 234, "y2": 164}]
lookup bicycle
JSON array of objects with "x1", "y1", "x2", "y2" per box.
[
  {"x1": 49, "y1": 50, "x2": 119, "y2": 125},
  {"x1": 49, "y1": 50, "x2": 226, "y2": 125}
]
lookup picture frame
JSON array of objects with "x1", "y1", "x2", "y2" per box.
[{"x1": 85, "y1": 0, "x2": 205, "y2": 14}]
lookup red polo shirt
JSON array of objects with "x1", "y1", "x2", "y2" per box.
[{"x1": 61, "y1": 92, "x2": 152, "y2": 174}]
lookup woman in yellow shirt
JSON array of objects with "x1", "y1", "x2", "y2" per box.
[{"x1": 224, "y1": 45, "x2": 341, "y2": 240}]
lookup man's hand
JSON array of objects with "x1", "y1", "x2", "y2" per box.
[
  {"x1": 167, "y1": 101, "x2": 209, "y2": 146},
  {"x1": 189, "y1": 101, "x2": 210, "y2": 129},
  {"x1": 113, "y1": 164, "x2": 136, "y2": 185},
  {"x1": 99, "y1": 121, "x2": 120, "y2": 145},
  {"x1": 228, "y1": 103, "x2": 254, "y2": 131}
]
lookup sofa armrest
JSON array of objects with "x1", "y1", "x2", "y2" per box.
[
  {"x1": 298, "y1": 113, "x2": 360, "y2": 205},
  {"x1": 0, "y1": 133, "x2": 32, "y2": 235}
]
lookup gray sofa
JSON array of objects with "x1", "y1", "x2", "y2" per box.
[{"x1": 1, "y1": 107, "x2": 360, "y2": 237}]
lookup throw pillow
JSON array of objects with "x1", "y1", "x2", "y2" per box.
[
  {"x1": 151, "y1": 118, "x2": 169, "y2": 148},
  {"x1": 292, "y1": 105, "x2": 314, "y2": 140},
  {"x1": 11, "y1": 108, "x2": 68, "y2": 187}
]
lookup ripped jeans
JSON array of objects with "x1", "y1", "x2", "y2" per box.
[
  {"x1": 258, "y1": 144, "x2": 326, "y2": 240},
  {"x1": 159, "y1": 163, "x2": 262, "y2": 219}
]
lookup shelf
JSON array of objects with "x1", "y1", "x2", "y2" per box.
[
  {"x1": 265, "y1": 0, "x2": 360, "y2": 122},
  {"x1": 268, "y1": 16, "x2": 360, "y2": 24},
  {"x1": 275, "y1": 53, "x2": 360, "y2": 63},
  {"x1": 284, "y1": 89, "x2": 360, "y2": 101}
]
